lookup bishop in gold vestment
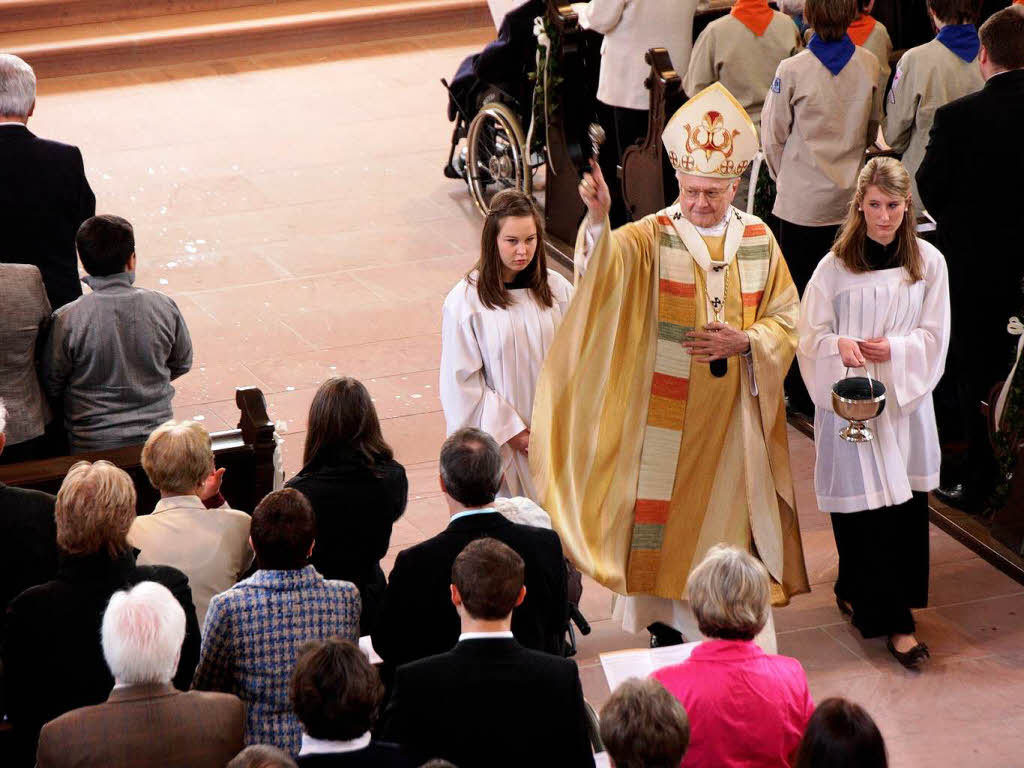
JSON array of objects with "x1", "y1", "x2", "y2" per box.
[{"x1": 530, "y1": 84, "x2": 809, "y2": 646}]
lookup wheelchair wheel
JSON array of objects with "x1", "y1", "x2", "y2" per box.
[{"x1": 466, "y1": 100, "x2": 532, "y2": 215}]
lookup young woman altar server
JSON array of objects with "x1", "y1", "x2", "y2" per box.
[
  {"x1": 797, "y1": 157, "x2": 950, "y2": 669},
  {"x1": 440, "y1": 190, "x2": 574, "y2": 499}
]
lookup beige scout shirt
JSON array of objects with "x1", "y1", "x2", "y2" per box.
[
  {"x1": 128, "y1": 495, "x2": 253, "y2": 627},
  {"x1": 762, "y1": 47, "x2": 881, "y2": 226},
  {"x1": 858, "y1": 22, "x2": 893, "y2": 102},
  {"x1": 684, "y1": 11, "x2": 802, "y2": 130},
  {"x1": 883, "y1": 38, "x2": 984, "y2": 214}
]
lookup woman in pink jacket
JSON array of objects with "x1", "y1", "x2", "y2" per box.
[{"x1": 653, "y1": 545, "x2": 815, "y2": 767}]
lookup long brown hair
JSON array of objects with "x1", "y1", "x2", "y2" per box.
[
  {"x1": 832, "y1": 157, "x2": 923, "y2": 282},
  {"x1": 302, "y1": 377, "x2": 393, "y2": 470},
  {"x1": 469, "y1": 189, "x2": 553, "y2": 310}
]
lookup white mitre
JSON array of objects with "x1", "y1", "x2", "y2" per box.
[{"x1": 662, "y1": 82, "x2": 758, "y2": 179}]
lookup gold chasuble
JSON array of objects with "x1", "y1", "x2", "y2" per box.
[{"x1": 529, "y1": 206, "x2": 809, "y2": 602}]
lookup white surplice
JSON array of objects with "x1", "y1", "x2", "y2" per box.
[
  {"x1": 440, "y1": 271, "x2": 574, "y2": 499},
  {"x1": 797, "y1": 239, "x2": 950, "y2": 513}
]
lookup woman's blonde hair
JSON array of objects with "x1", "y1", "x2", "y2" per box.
[
  {"x1": 141, "y1": 420, "x2": 214, "y2": 495},
  {"x1": 686, "y1": 545, "x2": 770, "y2": 641},
  {"x1": 56, "y1": 460, "x2": 137, "y2": 557},
  {"x1": 833, "y1": 157, "x2": 923, "y2": 282}
]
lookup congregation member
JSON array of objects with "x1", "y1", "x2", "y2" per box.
[
  {"x1": 0, "y1": 398, "x2": 57, "y2": 613},
  {"x1": 575, "y1": 0, "x2": 700, "y2": 225},
  {"x1": 916, "y1": 4, "x2": 1024, "y2": 513},
  {"x1": 598, "y1": 678, "x2": 690, "y2": 768},
  {"x1": 883, "y1": 0, "x2": 984, "y2": 215},
  {"x1": 440, "y1": 190, "x2": 573, "y2": 499},
  {"x1": 847, "y1": 1, "x2": 893, "y2": 97},
  {"x1": 291, "y1": 638, "x2": 411, "y2": 767},
  {"x1": 127, "y1": 420, "x2": 253, "y2": 625},
  {"x1": 35, "y1": 581, "x2": 245, "y2": 768},
  {"x1": 372, "y1": 428, "x2": 568, "y2": 668},
  {"x1": 42, "y1": 214, "x2": 193, "y2": 453},
  {"x1": 192, "y1": 488, "x2": 361, "y2": 756},
  {"x1": 762, "y1": 0, "x2": 881, "y2": 415},
  {"x1": 286, "y1": 377, "x2": 407, "y2": 635},
  {"x1": 378, "y1": 538, "x2": 594, "y2": 768},
  {"x1": 2, "y1": 460, "x2": 201, "y2": 767},
  {"x1": 0, "y1": 263, "x2": 53, "y2": 463},
  {"x1": 798, "y1": 157, "x2": 949, "y2": 668},
  {"x1": 794, "y1": 698, "x2": 888, "y2": 768},
  {"x1": 229, "y1": 746, "x2": 300, "y2": 768},
  {"x1": 532, "y1": 83, "x2": 808, "y2": 650},
  {"x1": 0, "y1": 54, "x2": 95, "y2": 311},
  {"x1": 651, "y1": 545, "x2": 814, "y2": 767}
]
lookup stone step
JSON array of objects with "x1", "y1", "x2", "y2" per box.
[{"x1": 0, "y1": 0, "x2": 491, "y2": 78}]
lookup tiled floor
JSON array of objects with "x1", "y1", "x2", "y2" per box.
[{"x1": 30, "y1": 30, "x2": 1024, "y2": 766}]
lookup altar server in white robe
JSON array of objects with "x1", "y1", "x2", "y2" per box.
[
  {"x1": 440, "y1": 190, "x2": 574, "y2": 499},
  {"x1": 798, "y1": 157, "x2": 950, "y2": 670}
]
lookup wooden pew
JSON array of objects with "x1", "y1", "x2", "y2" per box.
[{"x1": 0, "y1": 387, "x2": 278, "y2": 515}]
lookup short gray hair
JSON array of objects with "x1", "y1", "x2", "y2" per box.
[
  {"x1": 686, "y1": 545, "x2": 770, "y2": 641},
  {"x1": 0, "y1": 54, "x2": 36, "y2": 118},
  {"x1": 102, "y1": 581, "x2": 185, "y2": 684},
  {"x1": 439, "y1": 427, "x2": 502, "y2": 507},
  {"x1": 0, "y1": 397, "x2": 7, "y2": 435}
]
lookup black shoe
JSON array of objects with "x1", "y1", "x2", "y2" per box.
[
  {"x1": 836, "y1": 595, "x2": 853, "y2": 619},
  {"x1": 933, "y1": 484, "x2": 969, "y2": 511},
  {"x1": 648, "y1": 622, "x2": 685, "y2": 648},
  {"x1": 886, "y1": 638, "x2": 930, "y2": 670}
]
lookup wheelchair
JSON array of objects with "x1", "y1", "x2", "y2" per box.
[{"x1": 441, "y1": 0, "x2": 545, "y2": 214}]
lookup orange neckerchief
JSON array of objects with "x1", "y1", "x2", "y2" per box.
[
  {"x1": 730, "y1": 0, "x2": 774, "y2": 36},
  {"x1": 847, "y1": 13, "x2": 878, "y2": 46}
]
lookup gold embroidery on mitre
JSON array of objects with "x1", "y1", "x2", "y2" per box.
[
  {"x1": 684, "y1": 110, "x2": 740, "y2": 162},
  {"x1": 662, "y1": 83, "x2": 758, "y2": 179}
]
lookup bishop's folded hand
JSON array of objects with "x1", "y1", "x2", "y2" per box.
[{"x1": 683, "y1": 322, "x2": 751, "y2": 362}]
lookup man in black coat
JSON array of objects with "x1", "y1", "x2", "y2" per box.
[
  {"x1": 0, "y1": 54, "x2": 96, "y2": 311},
  {"x1": 916, "y1": 5, "x2": 1024, "y2": 511},
  {"x1": 378, "y1": 538, "x2": 594, "y2": 768},
  {"x1": 1, "y1": 460, "x2": 201, "y2": 767},
  {"x1": 372, "y1": 428, "x2": 568, "y2": 670}
]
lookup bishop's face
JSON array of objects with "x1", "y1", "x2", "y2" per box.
[{"x1": 676, "y1": 173, "x2": 739, "y2": 228}]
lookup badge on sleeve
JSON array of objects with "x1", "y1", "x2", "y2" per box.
[
  {"x1": 771, "y1": 77, "x2": 782, "y2": 93},
  {"x1": 889, "y1": 68, "x2": 902, "y2": 104}
]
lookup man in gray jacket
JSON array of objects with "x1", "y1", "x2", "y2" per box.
[{"x1": 43, "y1": 215, "x2": 192, "y2": 453}]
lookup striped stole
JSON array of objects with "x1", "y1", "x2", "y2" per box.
[{"x1": 625, "y1": 214, "x2": 773, "y2": 593}]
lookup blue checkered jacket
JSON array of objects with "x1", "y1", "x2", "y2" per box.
[{"x1": 191, "y1": 565, "x2": 360, "y2": 755}]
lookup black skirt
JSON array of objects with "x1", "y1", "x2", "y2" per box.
[{"x1": 830, "y1": 491, "x2": 930, "y2": 638}]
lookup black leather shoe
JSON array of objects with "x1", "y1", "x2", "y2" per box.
[
  {"x1": 886, "y1": 638, "x2": 930, "y2": 669},
  {"x1": 933, "y1": 484, "x2": 969, "y2": 511},
  {"x1": 648, "y1": 623, "x2": 685, "y2": 648}
]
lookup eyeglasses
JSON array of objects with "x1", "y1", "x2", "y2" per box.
[{"x1": 680, "y1": 186, "x2": 731, "y2": 202}]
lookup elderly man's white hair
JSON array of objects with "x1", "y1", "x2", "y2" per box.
[
  {"x1": 0, "y1": 54, "x2": 36, "y2": 118},
  {"x1": 102, "y1": 581, "x2": 186, "y2": 685},
  {"x1": 0, "y1": 397, "x2": 7, "y2": 436}
]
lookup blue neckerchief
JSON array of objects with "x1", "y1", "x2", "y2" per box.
[
  {"x1": 936, "y1": 24, "x2": 980, "y2": 63},
  {"x1": 807, "y1": 33, "x2": 855, "y2": 76}
]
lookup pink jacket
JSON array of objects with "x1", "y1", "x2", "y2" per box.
[{"x1": 652, "y1": 639, "x2": 814, "y2": 767}]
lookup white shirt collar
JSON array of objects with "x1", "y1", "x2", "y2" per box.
[
  {"x1": 152, "y1": 495, "x2": 207, "y2": 513},
  {"x1": 459, "y1": 631, "x2": 515, "y2": 641},
  {"x1": 299, "y1": 732, "x2": 372, "y2": 755},
  {"x1": 0, "y1": 121, "x2": 27, "y2": 128}
]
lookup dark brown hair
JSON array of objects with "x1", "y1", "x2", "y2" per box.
[
  {"x1": 290, "y1": 638, "x2": 384, "y2": 740},
  {"x1": 302, "y1": 377, "x2": 393, "y2": 471},
  {"x1": 439, "y1": 427, "x2": 502, "y2": 507},
  {"x1": 599, "y1": 678, "x2": 690, "y2": 768},
  {"x1": 251, "y1": 488, "x2": 317, "y2": 570},
  {"x1": 833, "y1": 157, "x2": 923, "y2": 282},
  {"x1": 794, "y1": 698, "x2": 887, "y2": 768},
  {"x1": 980, "y1": 5, "x2": 1024, "y2": 71},
  {"x1": 926, "y1": 0, "x2": 976, "y2": 25},
  {"x1": 451, "y1": 537, "x2": 524, "y2": 620},
  {"x1": 806, "y1": 0, "x2": 858, "y2": 40},
  {"x1": 76, "y1": 215, "x2": 135, "y2": 277},
  {"x1": 470, "y1": 189, "x2": 553, "y2": 311}
]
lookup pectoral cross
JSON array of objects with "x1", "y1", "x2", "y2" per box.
[{"x1": 710, "y1": 296, "x2": 724, "y2": 323}]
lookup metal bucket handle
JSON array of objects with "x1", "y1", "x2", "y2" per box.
[{"x1": 843, "y1": 365, "x2": 876, "y2": 399}]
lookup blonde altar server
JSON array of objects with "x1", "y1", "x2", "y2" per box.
[
  {"x1": 797, "y1": 157, "x2": 950, "y2": 670},
  {"x1": 530, "y1": 83, "x2": 809, "y2": 651},
  {"x1": 440, "y1": 190, "x2": 573, "y2": 499}
]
